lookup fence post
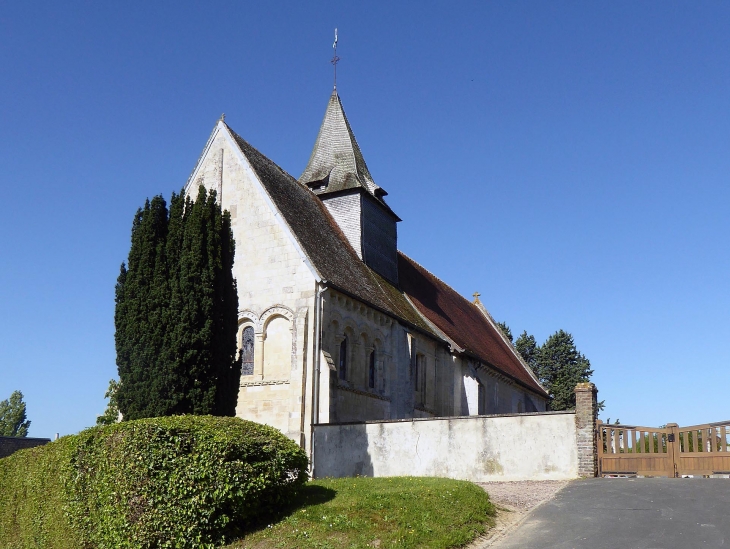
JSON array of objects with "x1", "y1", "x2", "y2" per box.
[
  {"x1": 575, "y1": 382, "x2": 598, "y2": 477},
  {"x1": 667, "y1": 423, "x2": 680, "y2": 478}
]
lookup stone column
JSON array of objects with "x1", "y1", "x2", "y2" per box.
[
  {"x1": 575, "y1": 382, "x2": 598, "y2": 477},
  {"x1": 253, "y1": 333, "x2": 265, "y2": 380}
]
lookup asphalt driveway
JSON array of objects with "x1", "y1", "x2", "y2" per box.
[{"x1": 492, "y1": 478, "x2": 729, "y2": 549}]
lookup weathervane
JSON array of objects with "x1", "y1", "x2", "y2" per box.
[{"x1": 331, "y1": 28, "x2": 340, "y2": 89}]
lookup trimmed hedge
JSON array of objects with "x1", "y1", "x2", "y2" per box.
[{"x1": 0, "y1": 416, "x2": 308, "y2": 549}]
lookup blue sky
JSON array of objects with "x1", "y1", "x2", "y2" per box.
[{"x1": 1, "y1": 2, "x2": 728, "y2": 437}]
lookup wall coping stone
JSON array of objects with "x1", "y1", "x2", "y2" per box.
[{"x1": 315, "y1": 409, "x2": 575, "y2": 427}]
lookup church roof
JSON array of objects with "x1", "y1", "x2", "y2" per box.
[
  {"x1": 398, "y1": 253, "x2": 548, "y2": 397},
  {"x1": 227, "y1": 126, "x2": 431, "y2": 333},
  {"x1": 226, "y1": 124, "x2": 546, "y2": 398},
  {"x1": 299, "y1": 90, "x2": 390, "y2": 203}
]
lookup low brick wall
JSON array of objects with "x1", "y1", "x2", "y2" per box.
[
  {"x1": 0, "y1": 437, "x2": 51, "y2": 459},
  {"x1": 313, "y1": 383, "x2": 599, "y2": 482}
]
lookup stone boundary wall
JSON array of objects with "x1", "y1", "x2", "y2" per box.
[
  {"x1": 313, "y1": 383, "x2": 599, "y2": 482},
  {"x1": 314, "y1": 411, "x2": 579, "y2": 481},
  {"x1": 0, "y1": 437, "x2": 51, "y2": 459}
]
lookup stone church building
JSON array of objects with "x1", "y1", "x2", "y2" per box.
[{"x1": 185, "y1": 89, "x2": 549, "y2": 452}]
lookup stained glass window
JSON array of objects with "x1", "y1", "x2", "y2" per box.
[{"x1": 242, "y1": 326, "x2": 254, "y2": 375}]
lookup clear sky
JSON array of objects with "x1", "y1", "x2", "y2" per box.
[{"x1": 1, "y1": 2, "x2": 728, "y2": 438}]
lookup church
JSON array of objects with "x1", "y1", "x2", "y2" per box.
[{"x1": 184, "y1": 87, "x2": 549, "y2": 452}]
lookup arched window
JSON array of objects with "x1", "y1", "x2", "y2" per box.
[
  {"x1": 339, "y1": 337, "x2": 348, "y2": 380},
  {"x1": 241, "y1": 326, "x2": 254, "y2": 375},
  {"x1": 368, "y1": 350, "x2": 376, "y2": 389}
]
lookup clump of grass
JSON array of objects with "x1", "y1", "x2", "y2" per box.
[{"x1": 226, "y1": 476, "x2": 494, "y2": 549}]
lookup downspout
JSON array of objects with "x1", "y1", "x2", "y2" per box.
[{"x1": 310, "y1": 282, "x2": 327, "y2": 477}]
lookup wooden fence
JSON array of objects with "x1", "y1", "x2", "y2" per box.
[{"x1": 597, "y1": 420, "x2": 730, "y2": 477}]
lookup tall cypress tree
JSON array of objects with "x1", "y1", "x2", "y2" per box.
[
  {"x1": 115, "y1": 186, "x2": 240, "y2": 420},
  {"x1": 115, "y1": 196, "x2": 171, "y2": 418}
]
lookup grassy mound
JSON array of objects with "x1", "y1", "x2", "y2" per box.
[
  {"x1": 228, "y1": 476, "x2": 495, "y2": 549},
  {"x1": 0, "y1": 416, "x2": 308, "y2": 549}
]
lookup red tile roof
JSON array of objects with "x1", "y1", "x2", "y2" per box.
[{"x1": 398, "y1": 253, "x2": 548, "y2": 397}]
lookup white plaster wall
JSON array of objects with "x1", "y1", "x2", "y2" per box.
[
  {"x1": 463, "y1": 369, "x2": 480, "y2": 415},
  {"x1": 314, "y1": 412, "x2": 578, "y2": 482}
]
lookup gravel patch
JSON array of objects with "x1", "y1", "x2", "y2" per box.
[
  {"x1": 466, "y1": 480, "x2": 571, "y2": 548},
  {"x1": 478, "y1": 480, "x2": 569, "y2": 512}
]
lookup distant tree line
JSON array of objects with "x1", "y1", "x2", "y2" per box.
[{"x1": 496, "y1": 323, "x2": 603, "y2": 411}]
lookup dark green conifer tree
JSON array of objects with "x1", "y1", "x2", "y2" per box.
[
  {"x1": 115, "y1": 186, "x2": 240, "y2": 420},
  {"x1": 115, "y1": 196, "x2": 171, "y2": 418},
  {"x1": 514, "y1": 331, "x2": 539, "y2": 375},
  {"x1": 496, "y1": 321, "x2": 513, "y2": 343},
  {"x1": 535, "y1": 330, "x2": 593, "y2": 411}
]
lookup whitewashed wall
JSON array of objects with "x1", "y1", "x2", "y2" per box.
[{"x1": 313, "y1": 411, "x2": 578, "y2": 482}]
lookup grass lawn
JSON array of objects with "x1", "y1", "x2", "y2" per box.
[{"x1": 226, "y1": 476, "x2": 495, "y2": 549}]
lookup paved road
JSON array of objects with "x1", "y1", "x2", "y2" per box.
[{"x1": 492, "y1": 478, "x2": 729, "y2": 549}]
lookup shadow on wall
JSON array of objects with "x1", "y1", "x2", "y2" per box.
[
  {"x1": 316, "y1": 423, "x2": 374, "y2": 478},
  {"x1": 460, "y1": 382, "x2": 469, "y2": 416}
]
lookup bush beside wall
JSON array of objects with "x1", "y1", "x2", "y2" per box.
[
  {"x1": 0, "y1": 416, "x2": 308, "y2": 549},
  {"x1": 0, "y1": 435, "x2": 80, "y2": 548}
]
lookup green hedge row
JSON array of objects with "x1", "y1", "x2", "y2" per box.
[{"x1": 0, "y1": 416, "x2": 308, "y2": 549}]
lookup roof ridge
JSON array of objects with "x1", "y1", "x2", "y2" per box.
[
  {"x1": 399, "y1": 251, "x2": 508, "y2": 327},
  {"x1": 471, "y1": 294, "x2": 546, "y2": 392},
  {"x1": 398, "y1": 251, "x2": 548, "y2": 397},
  {"x1": 226, "y1": 125, "x2": 302, "y2": 186},
  {"x1": 397, "y1": 251, "x2": 471, "y2": 300}
]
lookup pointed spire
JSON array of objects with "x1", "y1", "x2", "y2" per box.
[{"x1": 299, "y1": 90, "x2": 387, "y2": 199}]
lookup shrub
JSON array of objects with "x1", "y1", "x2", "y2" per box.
[
  {"x1": 0, "y1": 416, "x2": 308, "y2": 549},
  {"x1": 0, "y1": 435, "x2": 80, "y2": 548}
]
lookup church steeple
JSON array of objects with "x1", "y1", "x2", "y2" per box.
[
  {"x1": 300, "y1": 90, "x2": 400, "y2": 285},
  {"x1": 299, "y1": 90, "x2": 388, "y2": 201}
]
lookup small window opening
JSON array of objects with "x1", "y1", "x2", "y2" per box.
[
  {"x1": 339, "y1": 337, "x2": 348, "y2": 380},
  {"x1": 242, "y1": 326, "x2": 254, "y2": 376},
  {"x1": 368, "y1": 350, "x2": 376, "y2": 389}
]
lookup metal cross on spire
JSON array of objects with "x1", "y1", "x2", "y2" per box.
[{"x1": 331, "y1": 28, "x2": 340, "y2": 90}]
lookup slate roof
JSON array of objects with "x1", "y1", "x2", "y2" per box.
[
  {"x1": 299, "y1": 90, "x2": 389, "y2": 202},
  {"x1": 227, "y1": 126, "x2": 432, "y2": 334},
  {"x1": 398, "y1": 253, "x2": 548, "y2": 396},
  {"x1": 227, "y1": 123, "x2": 546, "y2": 399}
]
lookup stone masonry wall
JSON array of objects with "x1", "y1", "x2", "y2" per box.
[
  {"x1": 189, "y1": 126, "x2": 317, "y2": 448},
  {"x1": 0, "y1": 437, "x2": 51, "y2": 459}
]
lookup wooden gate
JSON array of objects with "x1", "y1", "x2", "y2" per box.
[{"x1": 597, "y1": 420, "x2": 730, "y2": 477}]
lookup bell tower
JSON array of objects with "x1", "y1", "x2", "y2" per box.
[{"x1": 299, "y1": 90, "x2": 400, "y2": 284}]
